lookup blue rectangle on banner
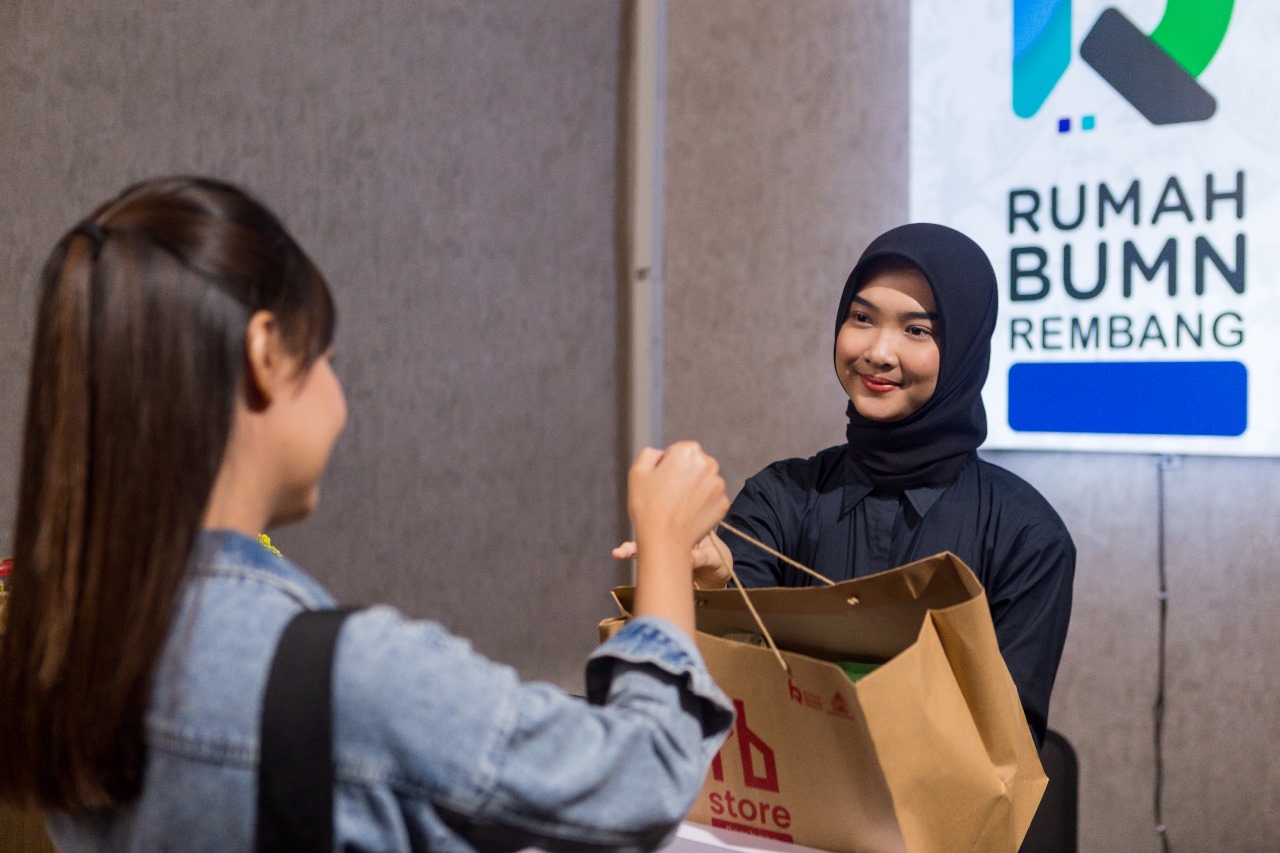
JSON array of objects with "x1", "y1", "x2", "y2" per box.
[{"x1": 1008, "y1": 361, "x2": 1248, "y2": 436}]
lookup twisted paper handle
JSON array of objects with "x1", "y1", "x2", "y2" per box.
[{"x1": 712, "y1": 522, "x2": 839, "y2": 672}]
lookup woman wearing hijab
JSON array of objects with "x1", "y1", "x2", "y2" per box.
[{"x1": 620, "y1": 223, "x2": 1075, "y2": 747}]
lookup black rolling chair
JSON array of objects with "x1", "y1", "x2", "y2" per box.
[{"x1": 1021, "y1": 729, "x2": 1079, "y2": 853}]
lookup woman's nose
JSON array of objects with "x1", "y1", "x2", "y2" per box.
[{"x1": 862, "y1": 329, "x2": 897, "y2": 368}]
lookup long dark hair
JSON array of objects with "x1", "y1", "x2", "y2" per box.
[{"x1": 0, "y1": 176, "x2": 334, "y2": 810}]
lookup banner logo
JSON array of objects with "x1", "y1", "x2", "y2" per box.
[
  {"x1": 1014, "y1": 0, "x2": 1234, "y2": 127},
  {"x1": 707, "y1": 699, "x2": 794, "y2": 842},
  {"x1": 710, "y1": 699, "x2": 779, "y2": 792}
]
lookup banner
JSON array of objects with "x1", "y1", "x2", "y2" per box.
[{"x1": 910, "y1": 0, "x2": 1280, "y2": 455}]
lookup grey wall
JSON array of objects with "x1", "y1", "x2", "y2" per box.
[
  {"x1": 663, "y1": 2, "x2": 1279, "y2": 851},
  {"x1": 0, "y1": 0, "x2": 625, "y2": 688},
  {"x1": 5, "y1": 2, "x2": 1278, "y2": 849}
]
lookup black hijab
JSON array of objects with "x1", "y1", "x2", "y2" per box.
[{"x1": 834, "y1": 223, "x2": 997, "y2": 489}]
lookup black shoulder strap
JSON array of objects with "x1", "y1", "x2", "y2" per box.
[{"x1": 256, "y1": 608, "x2": 359, "y2": 853}]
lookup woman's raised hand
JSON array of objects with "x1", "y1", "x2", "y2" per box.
[
  {"x1": 627, "y1": 442, "x2": 728, "y2": 552},
  {"x1": 624, "y1": 442, "x2": 729, "y2": 637}
]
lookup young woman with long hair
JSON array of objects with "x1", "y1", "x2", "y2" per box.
[{"x1": 0, "y1": 176, "x2": 732, "y2": 851}]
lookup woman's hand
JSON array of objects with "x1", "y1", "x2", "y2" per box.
[
  {"x1": 612, "y1": 531, "x2": 733, "y2": 590},
  {"x1": 627, "y1": 441, "x2": 727, "y2": 549},
  {"x1": 692, "y1": 531, "x2": 733, "y2": 589},
  {"x1": 625, "y1": 442, "x2": 728, "y2": 637}
]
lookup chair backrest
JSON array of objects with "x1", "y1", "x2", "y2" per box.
[{"x1": 1020, "y1": 729, "x2": 1079, "y2": 853}]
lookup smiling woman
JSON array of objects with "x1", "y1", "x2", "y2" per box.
[
  {"x1": 676, "y1": 222, "x2": 1077, "y2": 748},
  {"x1": 835, "y1": 259, "x2": 940, "y2": 423},
  {"x1": 0, "y1": 176, "x2": 733, "y2": 852}
]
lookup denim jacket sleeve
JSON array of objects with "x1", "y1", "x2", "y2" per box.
[{"x1": 332, "y1": 609, "x2": 733, "y2": 852}]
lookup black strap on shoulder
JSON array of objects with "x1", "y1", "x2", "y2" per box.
[{"x1": 256, "y1": 607, "x2": 359, "y2": 853}]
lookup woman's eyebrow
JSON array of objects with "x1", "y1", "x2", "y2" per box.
[{"x1": 850, "y1": 294, "x2": 940, "y2": 321}]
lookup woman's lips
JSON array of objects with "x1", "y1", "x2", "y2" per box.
[{"x1": 859, "y1": 374, "x2": 899, "y2": 393}]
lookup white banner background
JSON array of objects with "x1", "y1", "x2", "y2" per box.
[{"x1": 910, "y1": 0, "x2": 1280, "y2": 455}]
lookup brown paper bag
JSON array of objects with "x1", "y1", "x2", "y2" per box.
[{"x1": 601, "y1": 551, "x2": 1046, "y2": 853}]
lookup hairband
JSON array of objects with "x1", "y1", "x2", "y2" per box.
[{"x1": 72, "y1": 221, "x2": 107, "y2": 260}]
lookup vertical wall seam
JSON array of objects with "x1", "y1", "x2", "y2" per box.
[{"x1": 617, "y1": 0, "x2": 667, "y2": 566}]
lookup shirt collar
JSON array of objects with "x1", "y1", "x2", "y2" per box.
[
  {"x1": 191, "y1": 529, "x2": 335, "y2": 606},
  {"x1": 841, "y1": 462, "x2": 948, "y2": 518},
  {"x1": 902, "y1": 483, "x2": 948, "y2": 516}
]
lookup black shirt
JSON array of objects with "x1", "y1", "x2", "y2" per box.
[{"x1": 723, "y1": 445, "x2": 1075, "y2": 746}]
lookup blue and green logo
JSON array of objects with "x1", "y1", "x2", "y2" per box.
[{"x1": 1014, "y1": 0, "x2": 1233, "y2": 126}]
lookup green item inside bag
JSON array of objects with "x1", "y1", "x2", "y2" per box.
[{"x1": 836, "y1": 660, "x2": 880, "y2": 683}]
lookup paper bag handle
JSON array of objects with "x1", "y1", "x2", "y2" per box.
[
  {"x1": 713, "y1": 522, "x2": 843, "y2": 672},
  {"x1": 717, "y1": 522, "x2": 837, "y2": 587}
]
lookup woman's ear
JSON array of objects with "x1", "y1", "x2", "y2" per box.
[{"x1": 243, "y1": 310, "x2": 286, "y2": 409}]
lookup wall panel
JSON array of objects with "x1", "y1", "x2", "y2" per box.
[{"x1": 0, "y1": 0, "x2": 624, "y2": 688}]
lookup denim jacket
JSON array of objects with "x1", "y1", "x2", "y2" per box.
[{"x1": 47, "y1": 531, "x2": 732, "y2": 852}]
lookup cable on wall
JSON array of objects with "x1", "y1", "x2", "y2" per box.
[{"x1": 1153, "y1": 453, "x2": 1180, "y2": 853}]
